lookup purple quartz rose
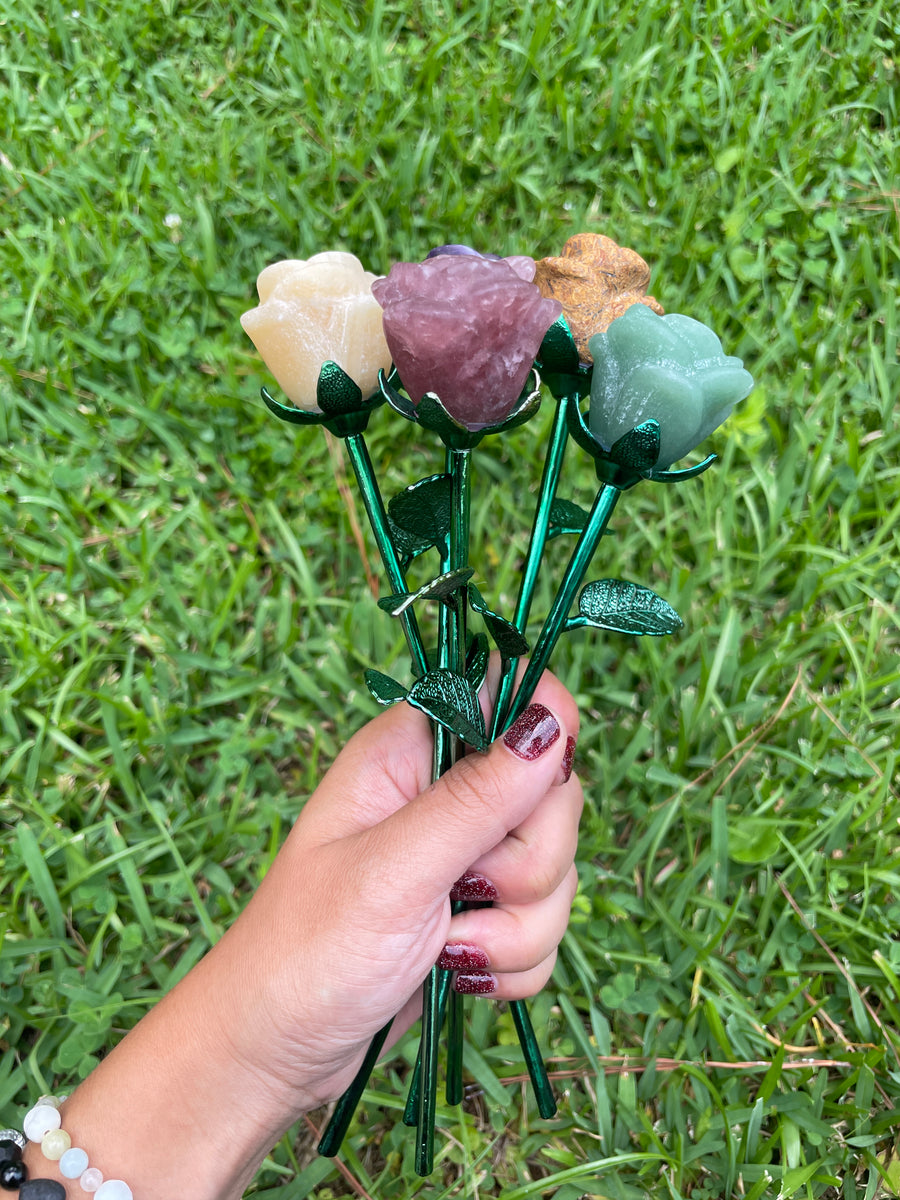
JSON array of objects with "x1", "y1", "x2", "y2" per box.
[
  {"x1": 426, "y1": 244, "x2": 536, "y2": 282},
  {"x1": 372, "y1": 256, "x2": 561, "y2": 430}
]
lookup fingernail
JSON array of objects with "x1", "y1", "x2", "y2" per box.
[
  {"x1": 561, "y1": 735, "x2": 577, "y2": 783},
  {"x1": 438, "y1": 943, "x2": 491, "y2": 972},
  {"x1": 450, "y1": 872, "x2": 498, "y2": 903},
  {"x1": 503, "y1": 703, "x2": 561, "y2": 761},
  {"x1": 454, "y1": 972, "x2": 498, "y2": 995}
]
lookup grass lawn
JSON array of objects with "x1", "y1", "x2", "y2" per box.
[{"x1": 1, "y1": 0, "x2": 899, "y2": 1195}]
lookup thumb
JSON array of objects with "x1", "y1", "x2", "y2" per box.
[{"x1": 367, "y1": 702, "x2": 571, "y2": 898}]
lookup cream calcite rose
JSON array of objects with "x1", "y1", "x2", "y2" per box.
[{"x1": 240, "y1": 251, "x2": 392, "y2": 410}]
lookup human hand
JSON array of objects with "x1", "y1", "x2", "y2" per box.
[
  {"x1": 34, "y1": 664, "x2": 581, "y2": 1199},
  {"x1": 218, "y1": 660, "x2": 582, "y2": 1119}
]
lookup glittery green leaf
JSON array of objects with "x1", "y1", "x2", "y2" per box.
[
  {"x1": 365, "y1": 669, "x2": 408, "y2": 706},
  {"x1": 378, "y1": 567, "x2": 475, "y2": 615},
  {"x1": 577, "y1": 579, "x2": 683, "y2": 636},
  {"x1": 547, "y1": 497, "x2": 592, "y2": 539},
  {"x1": 468, "y1": 586, "x2": 529, "y2": 658},
  {"x1": 466, "y1": 632, "x2": 490, "y2": 693},
  {"x1": 388, "y1": 474, "x2": 452, "y2": 556},
  {"x1": 407, "y1": 669, "x2": 488, "y2": 751}
]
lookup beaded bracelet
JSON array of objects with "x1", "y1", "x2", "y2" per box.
[
  {"x1": 0, "y1": 1096, "x2": 133, "y2": 1200},
  {"x1": 0, "y1": 1127, "x2": 63, "y2": 1199}
]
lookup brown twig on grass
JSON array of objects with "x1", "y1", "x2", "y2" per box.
[
  {"x1": 777, "y1": 875, "x2": 900, "y2": 1071},
  {"x1": 324, "y1": 429, "x2": 379, "y2": 599}
]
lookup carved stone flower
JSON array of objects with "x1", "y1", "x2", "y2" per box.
[
  {"x1": 371, "y1": 256, "x2": 561, "y2": 430},
  {"x1": 533, "y1": 233, "x2": 664, "y2": 363},
  {"x1": 240, "y1": 251, "x2": 392, "y2": 410},
  {"x1": 588, "y1": 304, "x2": 754, "y2": 470},
  {"x1": 426, "y1": 243, "x2": 537, "y2": 282}
]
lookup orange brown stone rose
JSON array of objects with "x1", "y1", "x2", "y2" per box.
[{"x1": 533, "y1": 233, "x2": 664, "y2": 363}]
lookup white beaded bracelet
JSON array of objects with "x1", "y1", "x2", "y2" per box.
[{"x1": 23, "y1": 1096, "x2": 134, "y2": 1200}]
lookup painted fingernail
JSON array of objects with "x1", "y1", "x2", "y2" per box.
[
  {"x1": 450, "y1": 872, "x2": 499, "y2": 902},
  {"x1": 454, "y1": 972, "x2": 498, "y2": 995},
  {"x1": 561, "y1": 735, "x2": 577, "y2": 783},
  {"x1": 503, "y1": 703, "x2": 561, "y2": 761},
  {"x1": 438, "y1": 943, "x2": 491, "y2": 972}
]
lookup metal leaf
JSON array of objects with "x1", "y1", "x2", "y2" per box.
[
  {"x1": 388, "y1": 474, "x2": 452, "y2": 556},
  {"x1": 378, "y1": 567, "x2": 475, "y2": 616},
  {"x1": 365, "y1": 669, "x2": 408, "y2": 706},
  {"x1": 466, "y1": 632, "x2": 490, "y2": 693},
  {"x1": 469, "y1": 586, "x2": 530, "y2": 658},
  {"x1": 407, "y1": 669, "x2": 488, "y2": 751},
  {"x1": 577, "y1": 579, "x2": 683, "y2": 636},
  {"x1": 547, "y1": 497, "x2": 591, "y2": 539}
]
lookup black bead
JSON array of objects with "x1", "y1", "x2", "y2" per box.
[
  {"x1": 0, "y1": 1158, "x2": 27, "y2": 1189},
  {"x1": 20, "y1": 1183, "x2": 66, "y2": 1200},
  {"x1": 0, "y1": 1141, "x2": 22, "y2": 1166}
]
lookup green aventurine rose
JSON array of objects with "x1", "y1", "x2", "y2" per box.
[{"x1": 588, "y1": 304, "x2": 754, "y2": 470}]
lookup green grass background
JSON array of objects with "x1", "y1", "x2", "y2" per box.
[{"x1": 1, "y1": 0, "x2": 898, "y2": 1195}]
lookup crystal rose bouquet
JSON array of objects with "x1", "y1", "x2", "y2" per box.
[{"x1": 240, "y1": 235, "x2": 754, "y2": 1174}]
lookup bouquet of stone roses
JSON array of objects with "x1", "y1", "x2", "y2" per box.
[{"x1": 240, "y1": 234, "x2": 754, "y2": 1174}]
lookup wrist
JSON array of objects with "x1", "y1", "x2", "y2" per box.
[{"x1": 21, "y1": 940, "x2": 315, "y2": 1200}]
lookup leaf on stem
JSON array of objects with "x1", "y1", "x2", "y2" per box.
[
  {"x1": 388, "y1": 473, "x2": 453, "y2": 557},
  {"x1": 547, "y1": 497, "x2": 592, "y2": 539},
  {"x1": 466, "y1": 632, "x2": 490, "y2": 693},
  {"x1": 407, "y1": 669, "x2": 488, "y2": 751},
  {"x1": 469, "y1": 585, "x2": 530, "y2": 658},
  {"x1": 576, "y1": 579, "x2": 683, "y2": 636},
  {"x1": 365, "y1": 669, "x2": 409, "y2": 706},
  {"x1": 378, "y1": 567, "x2": 475, "y2": 616}
]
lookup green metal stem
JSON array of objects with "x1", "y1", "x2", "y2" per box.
[
  {"x1": 510, "y1": 1001, "x2": 557, "y2": 1118},
  {"x1": 490, "y1": 396, "x2": 571, "y2": 740},
  {"x1": 318, "y1": 433, "x2": 430, "y2": 1163},
  {"x1": 317, "y1": 1018, "x2": 393, "y2": 1157},
  {"x1": 416, "y1": 447, "x2": 471, "y2": 1177},
  {"x1": 506, "y1": 483, "x2": 622, "y2": 731},
  {"x1": 344, "y1": 433, "x2": 429, "y2": 678}
]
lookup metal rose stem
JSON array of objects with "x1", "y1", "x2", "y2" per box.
[
  {"x1": 416, "y1": 445, "x2": 470, "y2": 1177},
  {"x1": 317, "y1": 431, "x2": 430, "y2": 1162},
  {"x1": 490, "y1": 394, "x2": 571, "y2": 741},
  {"x1": 505, "y1": 483, "x2": 623, "y2": 731},
  {"x1": 343, "y1": 433, "x2": 430, "y2": 678}
]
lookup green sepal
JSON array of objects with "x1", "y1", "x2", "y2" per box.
[
  {"x1": 261, "y1": 360, "x2": 384, "y2": 438},
  {"x1": 547, "y1": 497, "x2": 592, "y2": 540},
  {"x1": 379, "y1": 368, "x2": 542, "y2": 451},
  {"x1": 379, "y1": 567, "x2": 475, "y2": 616},
  {"x1": 407, "y1": 669, "x2": 488, "y2": 751},
  {"x1": 469, "y1": 585, "x2": 529, "y2": 658},
  {"x1": 572, "y1": 579, "x2": 684, "y2": 636},
  {"x1": 565, "y1": 393, "x2": 718, "y2": 487},
  {"x1": 649, "y1": 454, "x2": 718, "y2": 482},
  {"x1": 388, "y1": 474, "x2": 452, "y2": 560},
  {"x1": 466, "y1": 632, "x2": 490, "y2": 693},
  {"x1": 316, "y1": 361, "x2": 364, "y2": 415},
  {"x1": 536, "y1": 314, "x2": 581, "y2": 374},
  {"x1": 365, "y1": 669, "x2": 408, "y2": 706},
  {"x1": 610, "y1": 421, "x2": 661, "y2": 474}
]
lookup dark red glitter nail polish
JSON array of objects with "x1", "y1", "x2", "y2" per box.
[
  {"x1": 503, "y1": 703, "x2": 560, "y2": 761},
  {"x1": 450, "y1": 872, "x2": 499, "y2": 902},
  {"x1": 561, "y1": 735, "x2": 577, "y2": 783},
  {"x1": 454, "y1": 972, "x2": 498, "y2": 995},
  {"x1": 438, "y1": 943, "x2": 491, "y2": 972}
]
